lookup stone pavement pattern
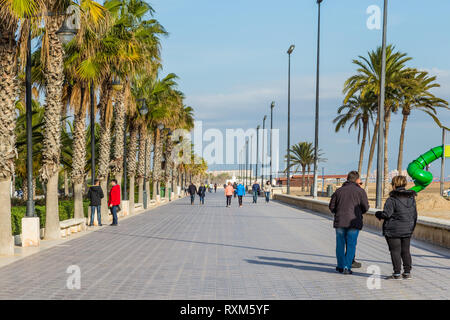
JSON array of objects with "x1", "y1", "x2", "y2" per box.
[{"x1": 0, "y1": 192, "x2": 449, "y2": 299}]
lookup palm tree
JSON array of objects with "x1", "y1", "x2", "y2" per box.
[
  {"x1": 285, "y1": 142, "x2": 326, "y2": 192},
  {"x1": 344, "y1": 45, "x2": 415, "y2": 196},
  {"x1": 334, "y1": 92, "x2": 376, "y2": 175},
  {"x1": 396, "y1": 70, "x2": 449, "y2": 172},
  {"x1": 0, "y1": 0, "x2": 44, "y2": 254}
]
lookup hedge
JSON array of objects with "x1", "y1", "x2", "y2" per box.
[{"x1": 11, "y1": 200, "x2": 89, "y2": 236}]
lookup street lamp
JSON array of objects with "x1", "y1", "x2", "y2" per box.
[
  {"x1": 376, "y1": 0, "x2": 388, "y2": 208},
  {"x1": 270, "y1": 102, "x2": 275, "y2": 185},
  {"x1": 256, "y1": 125, "x2": 260, "y2": 186},
  {"x1": 262, "y1": 115, "x2": 267, "y2": 186},
  {"x1": 286, "y1": 44, "x2": 295, "y2": 194},
  {"x1": 25, "y1": 15, "x2": 77, "y2": 218},
  {"x1": 312, "y1": 0, "x2": 323, "y2": 199}
]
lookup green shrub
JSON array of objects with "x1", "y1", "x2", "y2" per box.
[{"x1": 11, "y1": 200, "x2": 89, "y2": 235}]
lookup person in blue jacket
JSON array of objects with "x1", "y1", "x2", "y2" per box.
[{"x1": 236, "y1": 181, "x2": 246, "y2": 207}]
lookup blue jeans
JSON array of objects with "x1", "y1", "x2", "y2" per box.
[
  {"x1": 253, "y1": 191, "x2": 258, "y2": 203},
  {"x1": 335, "y1": 228, "x2": 359, "y2": 270},
  {"x1": 110, "y1": 205, "x2": 118, "y2": 225},
  {"x1": 190, "y1": 194, "x2": 195, "y2": 204},
  {"x1": 90, "y1": 205, "x2": 101, "y2": 225},
  {"x1": 265, "y1": 192, "x2": 270, "y2": 203},
  {"x1": 199, "y1": 195, "x2": 205, "y2": 204}
]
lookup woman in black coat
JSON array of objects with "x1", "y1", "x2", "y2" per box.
[
  {"x1": 197, "y1": 184, "x2": 207, "y2": 205},
  {"x1": 376, "y1": 175, "x2": 417, "y2": 280}
]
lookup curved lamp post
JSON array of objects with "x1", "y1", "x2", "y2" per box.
[
  {"x1": 270, "y1": 102, "x2": 275, "y2": 185},
  {"x1": 261, "y1": 115, "x2": 267, "y2": 187}
]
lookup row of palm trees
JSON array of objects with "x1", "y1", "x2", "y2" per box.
[
  {"x1": 334, "y1": 45, "x2": 449, "y2": 196},
  {"x1": 0, "y1": 0, "x2": 207, "y2": 255}
]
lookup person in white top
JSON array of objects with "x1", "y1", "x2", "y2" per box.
[{"x1": 263, "y1": 181, "x2": 272, "y2": 203}]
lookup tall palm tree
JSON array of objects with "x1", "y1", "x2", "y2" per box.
[
  {"x1": 0, "y1": 0, "x2": 44, "y2": 254},
  {"x1": 396, "y1": 70, "x2": 449, "y2": 172},
  {"x1": 344, "y1": 45, "x2": 415, "y2": 196},
  {"x1": 334, "y1": 92, "x2": 376, "y2": 175}
]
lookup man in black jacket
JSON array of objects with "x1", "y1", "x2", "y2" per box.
[
  {"x1": 329, "y1": 171, "x2": 369, "y2": 274},
  {"x1": 87, "y1": 179, "x2": 104, "y2": 226},
  {"x1": 188, "y1": 183, "x2": 197, "y2": 205}
]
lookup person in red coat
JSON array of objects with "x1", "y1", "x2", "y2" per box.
[{"x1": 108, "y1": 179, "x2": 121, "y2": 226}]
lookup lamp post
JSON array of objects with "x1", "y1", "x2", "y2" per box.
[
  {"x1": 256, "y1": 125, "x2": 260, "y2": 185},
  {"x1": 441, "y1": 128, "x2": 447, "y2": 196},
  {"x1": 123, "y1": 113, "x2": 128, "y2": 201},
  {"x1": 90, "y1": 80, "x2": 95, "y2": 185},
  {"x1": 246, "y1": 139, "x2": 249, "y2": 188},
  {"x1": 270, "y1": 102, "x2": 274, "y2": 185},
  {"x1": 376, "y1": 0, "x2": 388, "y2": 209},
  {"x1": 312, "y1": 0, "x2": 323, "y2": 199},
  {"x1": 250, "y1": 134, "x2": 253, "y2": 183},
  {"x1": 287, "y1": 44, "x2": 295, "y2": 194},
  {"x1": 262, "y1": 115, "x2": 267, "y2": 186},
  {"x1": 25, "y1": 15, "x2": 77, "y2": 218},
  {"x1": 137, "y1": 99, "x2": 148, "y2": 208}
]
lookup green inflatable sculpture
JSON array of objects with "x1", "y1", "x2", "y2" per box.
[{"x1": 407, "y1": 146, "x2": 444, "y2": 193}]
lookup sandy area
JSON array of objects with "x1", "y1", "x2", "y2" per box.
[{"x1": 292, "y1": 182, "x2": 450, "y2": 220}]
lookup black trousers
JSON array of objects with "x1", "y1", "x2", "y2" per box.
[
  {"x1": 238, "y1": 196, "x2": 243, "y2": 206},
  {"x1": 226, "y1": 195, "x2": 232, "y2": 206},
  {"x1": 385, "y1": 236, "x2": 412, "y2": 274}
]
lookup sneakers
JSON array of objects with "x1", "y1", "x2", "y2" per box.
[
  {"x1": 336, "y1": 267, "x2": 343, "y2": 273},
  {"x1": 351, "y1": 260, "x2": 362, "y2": 269},
  {"x1": 402, "y1": 273, "x2": 412, "y2": 280},
  {"x1": 387, "y1": 274, "x2": 402, "y2": 280},
  {"x1": 343, "y1": 268, "x2": 353, "y2": 275}
]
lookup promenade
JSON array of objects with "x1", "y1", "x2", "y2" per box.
[{"x1": 0, "y1": 192, "x2": 449, "y2": 300}]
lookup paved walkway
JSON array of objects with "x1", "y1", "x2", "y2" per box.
[{"x1": 0, "y1": 192, "x2": 449, "y2": 299}]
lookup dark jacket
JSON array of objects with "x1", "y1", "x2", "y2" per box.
[
  {"x1": 375, "y1": 188, "x2": 418, "y2": 238},
  {"x1": 252, "y1": 184, "x2": 260, "y2": 192},
  {"x1": 188, "y1": 184, "x2": 197, "y2": 196},
  {"x1": 198, "y1": 186, "x2": 206, "y2": 197},
  {"x1": 329, "y1": 181, "x2": 369, "y2": 230},
  {"x1": 87, "y1": 185, "x2": 104, "y2": 206}
]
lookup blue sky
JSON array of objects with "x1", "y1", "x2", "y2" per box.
[{"x1": 147, "y1": 0, "x2": 450, "y2": 178}]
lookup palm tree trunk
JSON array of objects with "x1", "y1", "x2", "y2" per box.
[
  {"x1": 64, "y1": 170, "x2": 69, "y2": 196},
  {"x1": 358, "y1": 119, "x2": 368, "y2": 175},
  {"x1": 397, "y1": 112, "x2": 409, "y2": 174},
  {"x1": 71, "y1": 90, "x2": 87, "y2": 220},
  {"x1": 111, "y1": 86, "x2": 126, "y2": 184},
  {"x1": 97, "y1": 80, "x2": 113, "y2": 223},
  {"x1": 383, "y1": 109, "x2": 392, "y2": 197},
  {"x1": 40, "y1": 14, "x2": 66, "y2": 240},
  {"x1": 364, "y1": 114, "x2": 380, "y2": 192},
  {"x1": 0, "y1": 19, "x2": 16, "y2": 254},
  {"x1": 137, "y1": 125, "x2": 146, "y2": 204},
  {"x1": 301, "y1": 166, "x2": 306, "y2": 192},
  {"x1": 152, "y1": 127, "x2": 163, "y2": 200},
  {"x1": 127, "y1": 123, "x2": 138, "y2": 214}
]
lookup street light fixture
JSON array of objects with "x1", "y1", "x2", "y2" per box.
[
  {"x1": 376, "y1": 0, "x2": 388, "y2": 209},
  {"x1": 286, "y1": 44, "x2": 295, "y2": 195},
  {"x1": 25, "y1": 15, "x2": 77, "y2": 218},
  {"x1": 312, "y1": 0, "x2": 323, "y2": 199},
  {"x1": 270, "y1": 102, "x2": 275, "y2": 185},
  {"x1": 262, "y1": 115, "x2": 267, "y2": 186},
  {"x1": 256, "y1": 125, "x2": 260, "y2": 186}
]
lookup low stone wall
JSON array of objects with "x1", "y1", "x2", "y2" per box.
[{"x1": 273, "y1": 194, "x2": 450, "y2": 249}]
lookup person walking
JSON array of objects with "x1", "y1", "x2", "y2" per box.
[
  {"x1": 188, "y1": 182, "x2": 197, "y2": 205},
  {"x1": 236, "y1": 181, "x2": 246, "y2": 208},
  {"x1": 233, "y1": 182, "x2": 238, "y2": 198},
  {"x1": 108, "y1": 179, "x2": 121, "y2": 226},
  {"x1": 87, "y1": 179, "x2": 104, "y2": 226},
  {"x1": 225, "y1": 182, "x2": 234, "y2": 207},
  {"x1": 329, "y1": 171, "x2": 369, "y2": 274},
  {"x1": 251, "y1": 181, "x2": 260, "y2": 204},
  {"x1": 264, "y1": 180, "x2": 272, "y2": 203},
  {"x1": 375, "y1": 176, "x2": 417, "y2": 280},
  {"x1": 198, "y1": 183, "x2": 206, "y2": 205},
  {"x1": 214, "y1": 183, "x2": 217, "y2": 193}
]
